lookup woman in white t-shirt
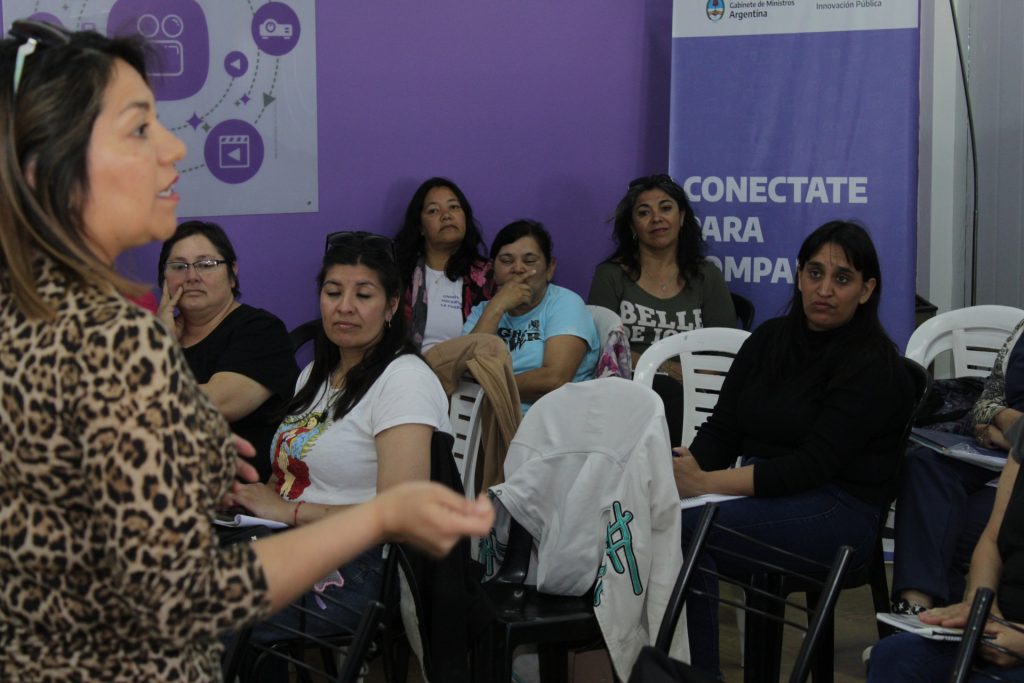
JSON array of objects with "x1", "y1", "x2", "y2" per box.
[
  {"x1": 395, "y1": 177, "x2": 494, "y2": 351},
  {"x1": 230, "y1": 232, "x2": 451, "y2": 659}
]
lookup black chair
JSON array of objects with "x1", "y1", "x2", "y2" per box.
[
  {"x1": 468, "y1": 517, "x2": 603, "y2": 683},
  {"x1": 395, "y1": 433, "x2": 602, "y2": 683},
  {"x1": 222, "y1": 594, "x2": 385, "y2": 683},
  {"x1": 631, "y1": 503, "x2": 853, "y2": 683},
  {"x1": 290, "y1": 318, "x2": 321, "y2": 354},
  {"x1": 390, "y1": 431, "x2": 480, "y2": 683},
  {"x1": 742, "y1": 357, "x2": 930, "y2": 683},
  {"x1": 730, "y1": 292, "x2": 755, "y2": 331}
]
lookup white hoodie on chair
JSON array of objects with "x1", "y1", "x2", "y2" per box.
[{"x1": 488, "y1": 377, "x2": 688, "y2": 679}]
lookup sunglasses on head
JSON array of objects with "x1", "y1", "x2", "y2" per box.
[
  {"x1": 8, "y1": 19, "x2": 73, "y2": 96},
  {"x1": 324, "y1": 231, "x2": 397, "y2": 261},
  {"x1": 627, "y1": 173, "x2": 678, "y2": 190}
]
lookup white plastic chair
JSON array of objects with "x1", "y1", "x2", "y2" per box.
[
  {"x1": 905, "y1": 305, "x2": 1024, "y2": 378},
  {"x1": 633, "y1": 328, "x2": 751, "y2": 447},
  {"x1": 448, "y1": 378, "x2": 485, "y2": 498}
]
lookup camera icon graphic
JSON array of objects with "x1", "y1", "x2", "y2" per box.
[
  {"x1": 138, "y1": 13, "x2": 185, "y2": 77},
  {"x1": 258, "y1": 19, "x2": 293, "y2": 40},
  {"x1": 108, "y1": 0, "x2": 209, "y2": 100}
]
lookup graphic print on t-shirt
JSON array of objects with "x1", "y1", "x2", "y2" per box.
[
  {"x1": 499, "y1": 318, "x2": 542, "y2": 352},
  {"x1": 271, "y1": 407, "x2": 331, "y2": 499}
]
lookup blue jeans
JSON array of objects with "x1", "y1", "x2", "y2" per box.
[
  {"x1": 892, "y1": 446, "x2": 996, "y2": 605},
  {"x1": 680, "y1": 484, "x2": 880, "y2": 676},
  {"x1": 230, "y1": 545, "x2": 386, "y2": 681},
  {"x1": 868, "y1": 632, "x2": 1024, "y2": 682}
]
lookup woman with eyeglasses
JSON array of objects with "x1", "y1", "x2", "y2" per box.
[
  {"x1": 157, "y1": 220, "x2": 298, "y2": 482},
  {"x1": 394, "y1": 177, "x2": 493, "y2": 351},
  {"x1": 587, "y1": 174, "x2": 736, "y2": 443},
  {"x1": 464, "y1": 219, "x2": 600, "y2": 413},
  {"x1": 0, "y1": 24, "x2": 493, "y2": 681},
  {"x1": 223, "y1": 232, "x2": 455, "y2": 656}
]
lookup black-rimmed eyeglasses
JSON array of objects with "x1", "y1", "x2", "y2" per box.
[
  {"x1": 163, "y1": 259, "x2": 229, "y2": 276},
  {"x1": 8, "y1": 19, "x2": 73, "y2": 96},
  {"x1": 324, "y1": 231, "x2": 397, "y2": 261}
]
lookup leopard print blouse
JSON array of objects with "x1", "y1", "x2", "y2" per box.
[{"x1": 0, "y1": 258, "x2": 270, "y2": 681}]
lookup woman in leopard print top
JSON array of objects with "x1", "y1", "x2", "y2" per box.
[{"x1": 0, "y1": 22, "x2": 492, "y2": 682}]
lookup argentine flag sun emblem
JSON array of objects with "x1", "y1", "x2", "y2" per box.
[{"x1": 707, "y1": 0, "x2": 725, "y2": 21}]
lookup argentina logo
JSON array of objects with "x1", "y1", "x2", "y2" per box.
[{"x1": 706, "y1": 0, "x2": 726, "y2": 21}]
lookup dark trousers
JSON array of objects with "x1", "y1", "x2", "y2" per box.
[
  {"x1": 680, "y1": 484, "x2": 880, "y2": 676},
  {"x1": 892, "y1": 446, "x2": 997, "y2": 606},
  {"x1": 868, "y1": 632, "x2": 1024, "y2": 682}
]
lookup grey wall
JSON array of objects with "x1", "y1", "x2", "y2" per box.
[{"x1": 968, "y1": 0, "x2": 1024, "y2": 308}]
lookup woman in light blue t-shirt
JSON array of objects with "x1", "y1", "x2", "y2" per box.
[{"x1": 464, "y1": 219, "x2": 599, "y2": 412}]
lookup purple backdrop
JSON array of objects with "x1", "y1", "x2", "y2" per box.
[
  {"x1": 0, "y1": 1, "x2": 675, "y2": 331},
  {"x1": 670, "y1": 28, "x2": 919, "y2": 347}
]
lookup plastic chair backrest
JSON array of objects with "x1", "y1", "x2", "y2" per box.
[
  {"x1": 633, "y1": 328, "x2": 751, "y2": 446},
  {"x1": 289, "y1": 318, "x2": 320, "y2": 353},
  {"x1": 905, "y1": 305, "x2": 1024, "y2": 378},
  {"x1": 587, "y1": 304, "x2": 623, "y2": 344},
  {"x1": 449, "y1": 378, "x2": 485, "y2": 497},
  {"x1": 223, "y1": 594, "x2": 384, "y2": 683}
]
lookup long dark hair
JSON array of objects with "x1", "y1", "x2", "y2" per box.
[
  {"x1": 157, "y1": 220, "x2": 240, "y2": 297},
  {"x1": 604, "y1": 174, "x2": 706, "y2": 285},
  {"x1": 282, "y1": 241, "x2": 418, "y2": 421},
  {"x1": 394, "y1": 177, "x2": 487, "y2": 283},
  {"x1": 0, "y1": 25, "x2": 151, "y2": 318},
  {"x1": 765, "y1": 220, "x2": 897, "y2": 383}
]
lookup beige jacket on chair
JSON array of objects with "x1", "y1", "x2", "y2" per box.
[{"x1": 425, "y1": 334, "x2": 522, "y2": 492}]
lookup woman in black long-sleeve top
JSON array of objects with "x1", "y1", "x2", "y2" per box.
[{"x1": 674, "y1": 221, "x2": 915, "y2": 676}]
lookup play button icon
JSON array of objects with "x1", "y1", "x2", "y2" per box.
[{"x1": 224, "y1": 51, "x2": 249, "y2": 78}]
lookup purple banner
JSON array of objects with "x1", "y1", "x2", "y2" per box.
[{"x1": 670, "y1": 21, "x2": 919, "y2": 346}]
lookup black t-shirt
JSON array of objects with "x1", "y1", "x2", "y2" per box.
[{"x1": 182, "y1": 304, "x2": 298, "y2": 482}]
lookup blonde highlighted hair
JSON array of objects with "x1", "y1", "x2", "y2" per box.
[{"x1": 0, "y1": 27, "x2": 151, "y2": 318}]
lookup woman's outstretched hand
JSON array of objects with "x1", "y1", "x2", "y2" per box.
[{"x1": 373, "y1": 482, "x2": 495, "y2": 558}]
